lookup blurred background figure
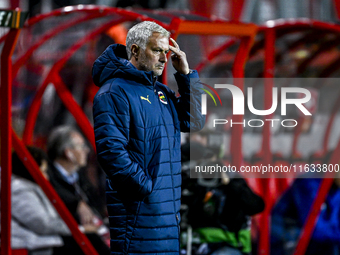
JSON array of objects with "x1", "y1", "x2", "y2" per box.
[
  {"x1": 181, "y1": 140, "x2": 265, "y2": 255},
  {"x1": 46, "y1": 125, "x2": 110, "y2": 254},
  {"x1": 10, "y1": 146, "x2": 70, "y2": 255},
  {"x1": 271, "y1": 153, "x2": 340, "y2": 255}
]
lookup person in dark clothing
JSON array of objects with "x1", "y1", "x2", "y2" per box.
[
  {"x1": 46, "y1": 125, "x2": 110, "y2": 255},
  {"x1": 181, "y1": 141, "x2": 265, "y2": 255},
  {"x1": 9, "y1": 147, "x2": 70, "y2": 255},
  {"x1": 186, "y1": 166, "x2": 265, "y2": 255},
  {"x1": 92, "y1": 21, "x2": 205, "y2": 254},
  {"x1": 271, "y1": 176, "x2": 340, "y2": 255}
]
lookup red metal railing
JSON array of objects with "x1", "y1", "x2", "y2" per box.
[
  {"x1": 3, "y1": 5, "x2": 340, "y2": 255},
  {"x1": 1, "y1": 28, "x2": 20, "y2": 255},
  {"x1": 192, "y1": 18, "x2": 340, "y2": 255},
  {"x1": 22, "y1": 17, "x2": 135, "y2": 146}
]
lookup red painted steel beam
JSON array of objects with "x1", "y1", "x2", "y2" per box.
[
  {"x1": 258, "y1": 28, "x2": 275, "y2": 255},
  {"x1": 12, "y1": 132, "x2": 98, "y2": 255},
  {"x1": 189, "y1": 0, "x2": 214, "y2": 17},
  {"x1": 263, "y1": 19, "x2": 340, "y2": 33},
  {"x1": 10, "y1": 0, "x2": 19, "y2": 9},
  {"x1": 231, "y1": 35, "x2": 255, "y2": 171},
  {"x1": 230, "y1": 0, "x2": 246, "y2": 21},
  {"x1": 12, "y1": 11, "x2": 107, "y2": 77},
  {"x1": 293, "y1": 145, "x2": 340, "y2": 255},
  {"x1": 164, "y1": 13, "x2": 258, "y2": 184},
  {"x1": 0, "y1": 28, "x2": 20, "y2": 255},
  {"x1": 262, "y1": 28, "x2": 275, "y2": 165},
  {"x1": 322, "y1": 91, "x2": 340, "y2": 153},
  {"x1": 12, "y1": 6, "x2": 151, "y2": 78},
  {"x1": 177, "y1": 20, "x2": 257, "y2": 37},
  {"x1": 318, "y1": 55, "x2": 340, "y2": 78},
  {"x1": 333, "y1": 0, "x2": 340, "y2": 20},
  {"x1": 0, "y1": 5, "x2": 148, "y2": 49},
  {"x1": 12, "y1": 249, "x2": 28, "y2": 255},
  {"x1": 53, "y1": 74, "x2": 96, "y2": 150},
  {"x1": 248, "y1": 19, "x2": 340, "y2": 63},
  {"x1": 26, "y1": 5, "x2": 142, "y2": 27},
  {"x1": 195, "y1": 39, "x2": 237, "y2": 73},
  {"x1": 13, "y1": 7, "x2": 163, "y2": 78},
  {"x1": 298, "y1": 36, "x2": 340, "y2": 74}
]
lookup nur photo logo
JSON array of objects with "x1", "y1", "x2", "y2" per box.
[{"x1": 200, "y1": 82, "x2": 312, "y2": 128}]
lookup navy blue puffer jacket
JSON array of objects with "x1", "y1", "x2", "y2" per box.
[{"x1": 92, "y1": 44, "x2": 205, "y2": 254}]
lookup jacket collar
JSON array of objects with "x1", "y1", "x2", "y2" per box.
[{"x1": 92, "y1": 44, "x2": 156, "y2": 87}]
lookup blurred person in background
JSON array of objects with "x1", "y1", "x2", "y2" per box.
[
  {"x1": 271, "y1": 153, "x2": 340, "y2": 255},
  {"x1": 9, "y1": 146, "x2": 70, "y2": 255},
  {"x1": 181, "y1": 141, "x2": 265, "y2": 255},
  {"x1": 46, "y1": 125, "x2": 110, "y2": 254}
]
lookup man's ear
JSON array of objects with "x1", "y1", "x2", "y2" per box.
[
  {"x1": 65, "y1": 149, "x2": 76, "y2": 163},
  {"x1": 131, "y1": 44, "x2": 140, "y2": 60}
]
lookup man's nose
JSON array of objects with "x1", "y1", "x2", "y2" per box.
[{"x1": 159, "y1": 52, "x2": 167, "y2": 63}]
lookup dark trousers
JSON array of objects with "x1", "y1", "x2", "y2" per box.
[{"x1": 53, "y1": 233, "x2": 110, "y2": 255}]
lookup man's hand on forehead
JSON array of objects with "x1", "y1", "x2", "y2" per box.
[
  {"x1": 169, "y1": 38, "x2": 181, "y2": 56},
  {"x1": 169, "y1": 38, "x2": 190, "y2": 75}
]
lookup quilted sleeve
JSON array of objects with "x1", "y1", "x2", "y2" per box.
[
  {"x1": 93, "y1": 90, "x2": 153, "y2": 200},
  {"x1": 173, "y1": 70, "x2": 205, "y2": 132}
]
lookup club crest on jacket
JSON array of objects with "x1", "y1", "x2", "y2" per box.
[{"x1": 158, "y1": 91, "x2": 167, "y2": 104}]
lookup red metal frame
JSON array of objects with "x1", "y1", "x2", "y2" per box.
[
  {"x1": 297, "y1": 35, "x2": 340, "y2": 74},
  {"x1": 293, "y1": 144, "x2": 340, "y2": 255},
  {"x1": 318, "y1": 55, "x2": 340, "y2": 77},
  {"x1": 333, "y1": 0, "x2": 340, "y2": 20},
  {"x1": 5, "y1": 5, "x2": 340, "y2": 255},
  {"x1": 0, "y1": 28, "x2": 20, "y2": 255},
  {"x1": 260, "y1": 19, "x2": 340, "y2": 255},
  {"x1": 12, "y1": 11, "x2": 108, "y2": 77},
  {"x1": 12, "y1": 249, "x2": 28, "y2": 255},
  {"x1": 53, "y1": 74, "x2": 96, "y2": 149},
  {"x1": 231, "y1": 36, "x2": 255, "y2": 171},
  {"x1": 25, "y1": 6, "x2": 141, "y2": 27},
  {"x1": 3, "y1": 8, "x2": 257, "y2": 255},
  {"x1": 322, "y1": 91, "x2": 340, "y2": 153},
  {"x1": 258, "y1": 27, "x2": 276, "y2": 255},
  {"x1": 191, "y1": 18, "x2": 340, "y2": 255},
  {"x1": 194, "y1": 39, "x2": 237, "y2": 73},
  {"x1": 22, "y1": 17, "x2": 134, "y2": 146},
  {"x1": 10, "y1": 0, "x2": 19, "y2": 9},
  {"x1": 19, "y1": 6, "x2": 172, "y2": 146},
  {"x1": 230, "y1": 0, "x2": 246, "y2": 21},
  {"x1": 262, "y1": 28, "x2": 275, "y2": 165},
  {"x1": 291, "y1": 116, "x2": 304, "y2": 157},
  {"x1": 12, "y1": 7, "x2": 161, "y2": 77}
]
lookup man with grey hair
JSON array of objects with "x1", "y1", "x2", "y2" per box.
[{"x1": 92, "y1": 21, "x2": 205, "y2": 254}]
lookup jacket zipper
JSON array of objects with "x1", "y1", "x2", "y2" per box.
[{"x1": 153, "y1": 84, "x2": 181, "y2": 244}]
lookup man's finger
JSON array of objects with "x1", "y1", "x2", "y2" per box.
[
  {"x1": 170, "y1": 38, "x2": 180, "y2": 49},
  {"x1": 169, "y1": 45, "x2": 180, "y2": 55}
]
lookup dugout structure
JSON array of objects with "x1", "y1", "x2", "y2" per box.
[{"x1": 1, "y1": 5, "x2": 340, "y2": 255}]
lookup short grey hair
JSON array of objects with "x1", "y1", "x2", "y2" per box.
[
  {"x1": 47, "y1": 126, "x2": 78, "y2": 161},
  {"x1": 126, "y1": 21, "x2": 170, "y2": 60}
]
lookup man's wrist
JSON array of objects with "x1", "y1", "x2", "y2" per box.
[{"x1": 181, "y1": 69, "x2": 192, "y2": 75}]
